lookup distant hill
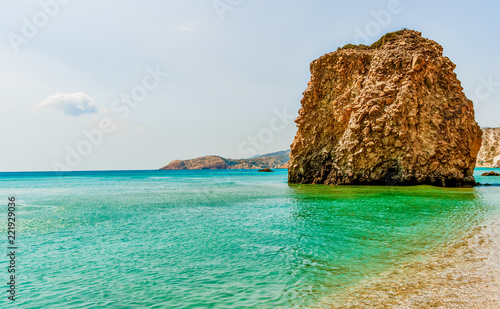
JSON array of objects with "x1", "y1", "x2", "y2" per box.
[
  {"x1": 251, "y1": 150, "x2": 290, "y2": 158},
  {"x1": 160, "y1": 150, "x2": 290, "y2": 170}
]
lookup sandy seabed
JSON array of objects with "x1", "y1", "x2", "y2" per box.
[{"x1": 315, "y1": 212, "x2": 500, "y2": 308}]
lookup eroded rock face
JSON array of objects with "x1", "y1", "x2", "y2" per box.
[
  {"x1": 477, "y1": 127, "x2": 500, "y2": 167},
  {"x1": 289, "y1": 30, "x2": 482, "y2": 187}
]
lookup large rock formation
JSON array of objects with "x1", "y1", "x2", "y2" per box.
[
  {"x1": 477, "y1": 127, "x2": 500, "y2": 168},
  {"x1": 289, "y1": 30, "x2": 482, "y2": 187},
  {"x1": 160, "y1": 150, "x2": 290, "y2": 170}
]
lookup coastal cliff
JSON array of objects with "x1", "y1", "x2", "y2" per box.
[
  {"x1": 160, "y1": 150, "x2": 289, "y2": 170},
  {"x1": 477, "y1": 127, "x2": 500, "y2": 167},
  {"x1": 289, "y1": 30, "x2": 482, "y2": 187}
]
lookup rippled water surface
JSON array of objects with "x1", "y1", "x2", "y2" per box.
[{"x1": 0, "y1": 169, "x2": 499, "y2": 308}]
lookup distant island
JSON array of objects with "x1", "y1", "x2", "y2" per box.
[{"x1": 160, "y1": 150, "x2": 290, "y2": 170}]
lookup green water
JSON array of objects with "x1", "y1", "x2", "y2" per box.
[{"x1": 0, "y1": 169, "x2": 499, "y2": 308}]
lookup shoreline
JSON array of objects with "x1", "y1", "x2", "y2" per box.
[{"x1": 316, "y1": 205, "x2": 500, "y2": 308}]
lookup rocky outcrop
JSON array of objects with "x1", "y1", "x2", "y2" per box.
[
  {"x1": 481, "y1": 171, "x2": 500, "y2": 176},
  {"x1": 477, "y1": 127, "x2": 500, "y2": 168},
  {"x1": 160, "y1": 150, "x2": 290, "y2": 170},
  {"x1": 289, "y1": 30, "x2": 482, "y2": 187},
  {"x1": 258, "y1": 168, "x2": 274, "y2": 172}
]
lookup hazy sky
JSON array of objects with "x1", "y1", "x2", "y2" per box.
[{"x1": 2, "y1": 0, "x2": 500, "y2": 171}]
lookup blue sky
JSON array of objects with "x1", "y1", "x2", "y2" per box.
[{"x1": 1, "y1": 0, "x2": 499, "y2": 171}]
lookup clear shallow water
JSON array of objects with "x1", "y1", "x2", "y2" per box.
[{"x1": 0, "y1": 168, "x2": 499, "y2": 308}]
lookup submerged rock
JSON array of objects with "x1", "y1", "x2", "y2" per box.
[{"x1": 289, "y1": 30, "x2": 482, "y2": 187}]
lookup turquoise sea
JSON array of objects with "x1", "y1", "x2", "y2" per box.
[{"x1": 1, "y1": 168, "x2": 499, "y2": 308}]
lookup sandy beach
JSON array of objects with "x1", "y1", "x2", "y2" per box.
[{"x1": 318, "y1": 207, "x2": 500, "y2": 308}]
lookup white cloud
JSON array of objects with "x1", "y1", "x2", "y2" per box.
[
  {"x1": 36, "y1": 92, "x2": 98, "y2": 117},
  {"x1": 179, "y1": 22, "x2": 195, "y2": 32}
]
